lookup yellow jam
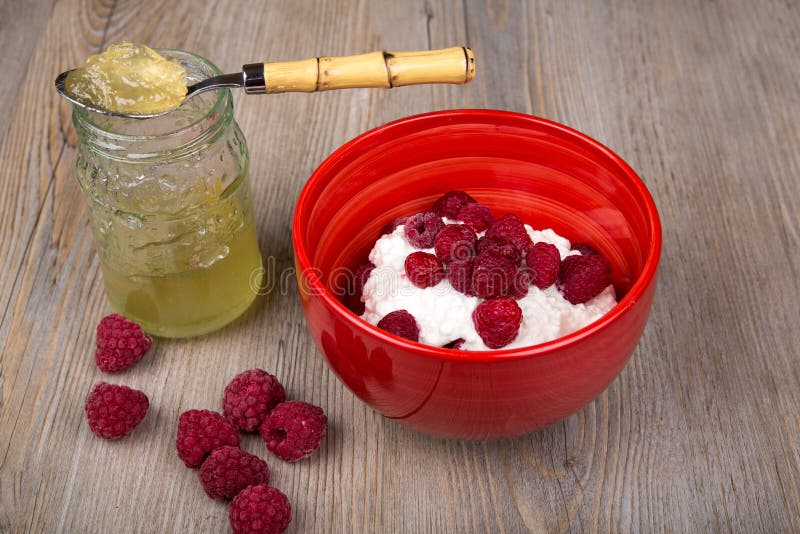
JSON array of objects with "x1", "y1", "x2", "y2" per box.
[
  {"x1": 100, "y1": 202, "x2": 263, "y2": 339},
  {"x1": 65, "y1": 42, "x2": 187, "y2": 115}
]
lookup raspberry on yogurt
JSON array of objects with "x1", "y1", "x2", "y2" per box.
[
  {"x1": 434, "y1": 224, "x2": 477, "y2": 263},
  {"x1": 433, "y1": 191, "x2": 476, "y2": 219},
  {"x1": 404, "y1": 212, "x2": 445, "y2": 248},
  {"x1": 472, "y1": 297, "x2": 523, "y2": 349},
  {"x1": 405, "y1": 252, "x2": 445, "y2": 288},
  {"x1": 486, "y1": 214, "x2": 533, "y2": 251},
  {"x1": 471, "y1": 253, "x2": 516, "y2": 299},
  {"x1": 456, "y1": 203, "x2": 494, "y2": 233}
]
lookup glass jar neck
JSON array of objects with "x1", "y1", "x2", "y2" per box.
[{"x1": 72, "y1": 49, "x2": 233, "y2": 162}]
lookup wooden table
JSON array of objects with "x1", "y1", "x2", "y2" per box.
[{"x1": 1, "y1": 1, "x2": 798, "y2": 532}]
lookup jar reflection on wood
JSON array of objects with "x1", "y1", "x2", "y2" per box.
[{"x1": 73, "y1": 50, "x2": 263, "y2": 338}]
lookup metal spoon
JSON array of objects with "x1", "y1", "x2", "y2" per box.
[{"x1": 55, "y1": 46, "x2": 475, "y2": 119}]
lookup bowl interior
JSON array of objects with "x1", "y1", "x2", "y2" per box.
[{"x1": 298, "y1": 111, "x2": 656, "y2": 306}]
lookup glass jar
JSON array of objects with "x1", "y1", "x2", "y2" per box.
[{"x1": 73, "y1": 50, "x2": 263, "y2": 338}]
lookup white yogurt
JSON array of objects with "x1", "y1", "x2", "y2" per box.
[{"x1": 360, "y1": 222, "x2": 616, "y2": 351}]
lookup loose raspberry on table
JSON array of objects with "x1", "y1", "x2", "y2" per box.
[
  {"x1": 476, "y1": 235, "x2": 522, "y2": 265},
  {"x1": 376, "y1": 310, "x2": 420, "y2": 341},
  {"x1": 223, "y1": 369, "x2": 287, "y2": 432},
  {"x1": 471, "y1": 253, "x2": 517, "y2": 299},
  {"x1": 229, "y1": 484, "x2": 291, "y2": 534},
  {"x1": 403, "y1": 212, "x2": 445, "y2": 248},
  {"x1": 199, "y1": 446, "x2": 270, "y2": 500},
  {"x1": 456, "y1": 203, "x2": 494, "y2": 233},
  {"x1": 434, "y1": 224, "x2": 477, "y2": 263},
  {"x1": 525, "y1": 242, "x2": 561, "y2": 289},
  {"x1": 259, "y1": 401, "x2": 327, "y2": 463},
  {"x1": 85, "y1": 382, "x2": 149, "y2": 439},
  {"x1": 472, "y1": 297, "x2": 523, "y2": 349},
  {"x1": 571, "y1": 242, "x2": 599, "y2": 256},
  {"x1": 432, "y1": 190, "x2": 476, "y2": 219},
  {"x1": 176, "y1": 409, "x2": 240, "y2": 468},
  {"x1": 405, "y1": 251, "x2": 445, "y2": 288},
  {"x1": 485, "y1": 214, "x2": 533, "y2": 252},
  {"x1": 445, "y1": 259, "x2": 475, "y2": 295},
  {"x1": 380, "y1": 217, "x2": 407, "y2": 236},
  {"x1": 557, "y1": 254, "x2": 613, "y2": 304},
  {"x1": 94, "y1": 313, "x2": 152, "y2": 373},
  {"x1": 344, "y1": 262, "x2": 374, "y2": 315}
]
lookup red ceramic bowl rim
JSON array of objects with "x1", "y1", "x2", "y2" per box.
[{"x1": 293, "y1": 109, "x2": 662, "y2": 363}]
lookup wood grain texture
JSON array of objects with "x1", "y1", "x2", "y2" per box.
[{"x1": 1, "y1": 0, "x2": 798, "y2": 532}]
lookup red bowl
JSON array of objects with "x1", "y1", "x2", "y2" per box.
[{"x1": 292, "y1": 109, "x2": 661, "y2": 439}]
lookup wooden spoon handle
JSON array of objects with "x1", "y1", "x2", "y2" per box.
[{"x1": 243, "y1": 46, "x2": 475, "y2": 94}]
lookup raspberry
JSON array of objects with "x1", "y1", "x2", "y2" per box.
[
  {"x1": 471, "y1": 253, "x2": 516, "y2": 299},
  {"x1": 432, "y1": 190, "x2": 476, "y2": 219},
  {"x1": 344, "y1": 262, "x2": 374, "y2": 315},
  {"x1": 94, "y1": 313, "x2": 152, "y2": 373},
  {"x1": 404, "y1": 252, "x2": 444, "y2": 288},
  {"x1": 259, "y1": 401, "x2": 327, "y2": 463},
  {"x1": 508, "y1": 267, "x2": 531, "y2": 299},
  {"x1": 380, "y1": 217, "x2": 407, "y2": 236},
  {"x1": 571, "y1": 242, "x2": 598, "y2": 256},
  {"x1": 223, "y1": 369, "x2": 287, "y2": 432},
  {"x1": 476, "y1": 236, "x2": 522, "y2": 264},
  {"x1": 557, "y1": 254, "x2": 613, "y2": 304},
  {"x1": 433, "y1": 224, "x2": 477, "y2": 263},
  {"x1": 376, "y1": 310, "x2": 420, "y2": 341},
  {"x1": 229, "y1": 484, "x2": 291, "y2": 534},
  {"x1": 443, "y1": 338, "x2": 465, "y2": 350},
  {"x1": 485, "y1": 214, "x2": 533, "y2": 251},
  {"x1": 199, "y1": 446, "x2": 270, "y2": 500},
  {"x1": 456, "y1": 203, "x2": 494, "y2": 233},
  {"x1": 85, "y1": 382, "x2": 149, "y2": 439},
  {"x1": 525, "y1": 242, "x2": 561, "y2": 289},
  {"x1": 403, "y1": 212, "x2": 445, "y2": 248},
  {"x1": 472, "y1": 297, "x2": 523, "y2": 349},
  {"x1": 445, "y1": 259, "x2": 474, "y2": 295},
  {"x1": 176, "y1": 409, "x2": 240, "y2": 468}
]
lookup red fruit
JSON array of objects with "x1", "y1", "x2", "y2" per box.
[
  {"x1": 176, "y1": 409, "x2": 240, "y2": 468},
  {"x1": 404, "y1": 251, "x2": 445, "y2": 288},
  {"x1": 557, "y1": 254, "x2": 613, "y2": 304},
  {"x1": 443, "y1": 338, "x2": 465, "y2": 350},
  {"x1": 476, "y1": 235, "x2": 522, "y2": 264},
  {"x1": 404, "y1": 212, "x2": 445, "y2": 248},
  {"x1": 94, "y1": 313, "x2": 152, "y2": 373},
  {"x1": 471, "y1": 253, "x2": 516, "y2": 299},
  {"x1": 434, "y1": 224, "x2": 477, "y2": 263},
  {"x1": 508, "y1": 267, "x2": 531, "y2": 299},
  {"x1": 485, "y1": 214, "x2": 533, "y2": 251},
  {"x1": 380, "y1": 217, "x2": 406, "y2": 236},
  {"x1": 259, "y1": 401, "x2": 327, "y2": 463},
  {"x1": 445, "y1": 259, "x2": 475, "y2": 295},
  {"x1": 525, "y1": 242, "x2": 561, "y2": 289},
  {"x1": 571, "y1": 242, "x2": 598, "y2": 256},
  {"x1": 432, "y1": 190, "x2": 476, "y2": 219},
  {"x1": 472, "y1": 297, "x2": 523, "y2": 349},
  {"x1": 223, "y1": 369, "x2": 287, "y2": 432},
  {"x1": 344, "y1": 262, "x2": 375, "y2": 315},
  {"x1": 85, "y1": 382, "x2": 149, "y2": 439},
  {"x1": 229, "y1": 484, "x2": 291, "y2": 534},
  {"x1": 199, "y1": 446, "x2": 270, "y2": 500},
  {"x1": 456, "y1": 203, "x2": 494, "y2": 233},
  {"x1": 376, "y1": 310, "x2": 420, "y2": 341}
]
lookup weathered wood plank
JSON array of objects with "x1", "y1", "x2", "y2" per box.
[{"x1": 0, "y1": 0, "x2": 798, "y2": 532}]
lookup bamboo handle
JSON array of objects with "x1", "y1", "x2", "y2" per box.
[{"x1": 245, "y1": 46, "x2": 475, "y2": 94}]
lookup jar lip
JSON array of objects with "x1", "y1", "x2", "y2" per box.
[{"x1": 72, "y1": 48, "x2": 230, "y2": 142}]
